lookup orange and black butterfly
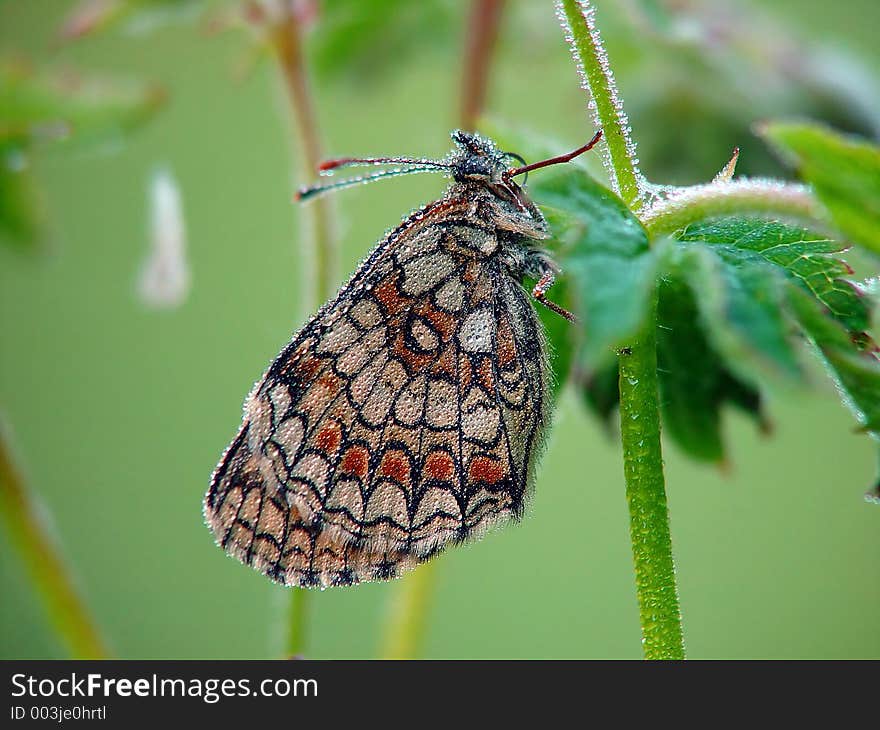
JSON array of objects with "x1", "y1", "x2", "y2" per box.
[{"x1": 204, "y1": 129, "x2": 602, "y2": 587}]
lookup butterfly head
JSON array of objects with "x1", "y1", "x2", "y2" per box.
[
  {"x1": 447, "y1": 130, "x2": 552, "y2": 238},
  {"x1": 448, "y1": 130, "x2": 513, "y2": 184},
  {"x1": 298, "y1": 130, "x2": 603, "y2": 243}
]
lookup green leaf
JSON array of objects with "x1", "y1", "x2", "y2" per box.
[
  {"x1": 672, "y1": 216, "x2": 880, "y2": 463},
  {"x1": 677, "y1": 218, "x2": 870, "y2": 334},
  {"x1": 0, "y1": 57, "x2": 164, "y2": 251},
  {"x1": 788, "y1": 284, "x2": 880, "y2": 435},
  {"x1": 534, "y1": 168, "x2": 659, "y2": 368},
  {"x1": 656, "y1": 276, "x2": 765, "y2": 462},
  {"x1": 577, "y1": 278, "x2": 767, "y2": 463},
  {"x1": 669, "y1": 242, "x2": 802, "y2": 382},
  {"x1": 0, "y1": 57, "x2": 165, "y2": 152},
  {"x1": 759, "y1": 122, "x2": 880, "y2": 254}
]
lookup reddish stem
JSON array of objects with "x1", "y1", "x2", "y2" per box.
[{"x1": 461, "y1": 0, "x2": 506, "y2": 130}]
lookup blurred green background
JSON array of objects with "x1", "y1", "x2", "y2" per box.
[{"x1": 2, "y1": 0, "x2": 879, "y2": 659}]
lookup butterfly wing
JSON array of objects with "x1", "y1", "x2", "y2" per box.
[{"x1": 205, "y1": 200, "x2": 550, "y2": 587}]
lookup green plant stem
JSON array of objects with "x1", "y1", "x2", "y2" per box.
[
  {"x1": 380, "y1": 561, "x2": 437, "y2": 659},
  {"x1": 0, "y1": 418, "x2": 108, "y2": 658},
  {"x1": 557, "y1": 0, "x2": 643, "y2": 209},
  {"x1": 641, "y1": 179, "x2": 821, "y2": 237},
  {"x1": 558, "y1": 0, "x2": 683, "y2": 658},
  {"x1": 269, "y1": 8, "x2": 336, "y2": 660},
  {"x1": 617, "y1": 296, "x2": 685, "y2": 660}
]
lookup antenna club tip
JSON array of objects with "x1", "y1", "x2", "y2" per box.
[{"x1": 318, "y1": 158, "x2": 349, "y2": 172}]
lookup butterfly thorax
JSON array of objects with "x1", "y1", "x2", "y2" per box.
[
  {"x1": 436, "y1": 180, "x2": 555, "y2": 288},
  {"x1": 443, "y1": 181, "x2": 548, "y2": 239}
]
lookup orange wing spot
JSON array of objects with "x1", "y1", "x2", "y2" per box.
[
  {"x1": 459, "y1": 352, "x2": 473, "y2": 390},
  {"x1": 463, "y1": 261, "x2": 481, "y2": 284},
  {"x1": 296, "y1": 353, "x2": 323, "y2": 380},
  {"x1": 340, "y1": 446, "x2": 369, "y2": 479},
  {"x1": 278, "y1": 342, "x2": 320, "y2": 380},
  {"x1": 477, "y1": 357, "x2": 495, "y2": 392},
  {"x1": 424, "y1": 451, "x2": 455, "y2": 482},
  {"x1": 418, "y1": 301, "x2": 458, "y2": 342},
  {"x1": 432, "y1": 344, "x2": 458, "y2": 379},
  {"x1": 315, "y1": 422, "x2": 342, "y2": 454},
  {"x1": 392, "y1": 331, "x2": 433, "y2": 372},
  {"x1": 468, "y1": 456, "x2": 505, "y2": 485},
  {"x1": 379, "y1": 450, "x2": 411, "y2": 485},
  {"x1": 496, "y1": 318, "x2": 516, "y2": 368},
  {"x1": 316, "y1": 372, "x2": 343, "y2": 395},
  {"x1": 374, "y1": 276, "x2": 409, "y2": 317}
]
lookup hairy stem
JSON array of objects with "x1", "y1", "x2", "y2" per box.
[
  {"x1": 556, "y1": 0, "x2": 682, "y2": 658},
  {"x1": 618, "y1": 296, "x2": 685, "y2": 660},
  {"x1": 0, "y1": 418, "x2": 108, "y2": 658},
  {"x1": 640, "y1": 179, "x2": 821, "y2": 237},
  {"x1": 268, "y1": 7, "x2": 335, "y2": 659},
  {"x1": 557, "y1": 0, "x2": 643, "y2": 209},
  {"x1": 461, "y1": 0, "x2": 505, "y2": 130}
]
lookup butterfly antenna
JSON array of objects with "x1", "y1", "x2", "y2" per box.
[
  {"x1": 318, "y1": 156, "x2": 450, "y2": 173},
  {"x1": 296, "y1": 165, "x2": 447, "y2": 202},
  {"x1": 506, "y1": 130, "x2": 603, "y2": 178}
]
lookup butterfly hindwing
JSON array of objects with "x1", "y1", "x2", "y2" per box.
[{"x1": 205, "y1": 199, "x2": 550, "y2": 587}]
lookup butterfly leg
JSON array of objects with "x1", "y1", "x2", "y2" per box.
[{"x1": 531, "y1": 265, "x2": 577, "y2": 323}]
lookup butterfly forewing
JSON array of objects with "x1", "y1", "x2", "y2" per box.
[{"x1": 205, "y1": 197, "x2": 550, "y2": 587}]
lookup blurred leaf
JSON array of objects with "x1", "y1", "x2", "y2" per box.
[
  {"x1": 670, "y1": 243, "x2": 802, "y2": 382},
  {"x1": 310, "y1": 0, "x2": 456, "y2": 81},
  {"x1": 580, "y1": 361, "x2": 620, "y2": 426},
  {"x1": 0, "y1": 150, "x2": 46, "y2": 252},
  {"x1": 0, "y1": 57, "x2": 164, "y2": 250},
  {"x1": 58, "y1": 0, "x2": 129, "y2": 41},
  {"x1": 629, "y1": 0, "x2": 675, "y2": 33},
  {"x1": 534, "y1": 169, "x2": 660, "y2": 369},
  {"x1": 759, "y1": 122, "x2": 880, "y2": 254},
  {"x1": 57, "y1": 0, "x2": 205, "y2": 42},
  {"x1": 0, "y1": 57, "x2": 165, "y2": 152},
  {"x1": 623, "y1": 1, "x2": 880, "y2": 184}
]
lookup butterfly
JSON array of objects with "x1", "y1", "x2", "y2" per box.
[{"x1": 204, "y1": 129, "x2": 602, "y2": 588}]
